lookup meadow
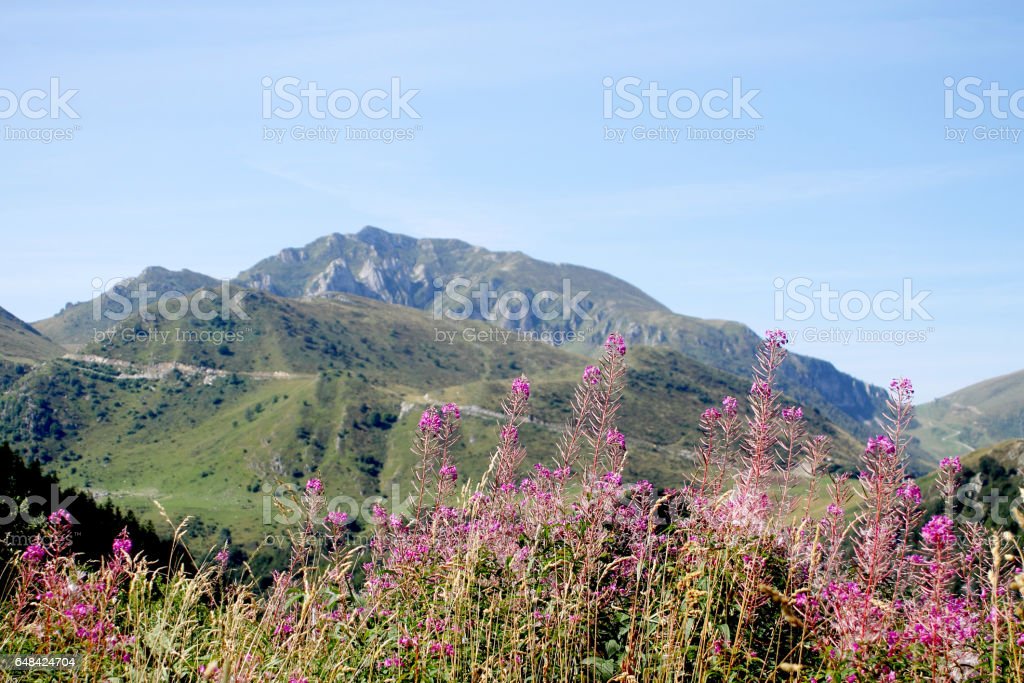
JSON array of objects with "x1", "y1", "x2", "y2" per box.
[{"x1": 1, "y1": 331, "x2": 1019, "y2": 682}]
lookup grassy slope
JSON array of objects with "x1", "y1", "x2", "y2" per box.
[
  {"x1": 33, "y1": 229, "x2": 890, "y2": 447},
  {"x1": 235, "y1": 228, "x2": 890, "y2": 438},
  {"x1": 0, "y1": 291, "x2": 865, "y2": 557},
  {"x1": 0, "y1": 305, "x2": 63, "y2": 363},
  {"x1": 32, "y1": 267, "x2": 221, "y2": 348},
  {"x1": 912, "y1": 370, "x2": 1024, "y2": 462}
]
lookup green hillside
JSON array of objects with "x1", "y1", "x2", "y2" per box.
[
  {"x1": 0, "y1": 290, "x2": 863, "y2": 558},
  {"x1": 912, "y1": 370, "x2": 1024, "y2": 461},
  {"x1": 234, "y1": 228, "x2": 889, "y2": 439},
  {"x1": 33, "y1": 267, "x2": 221, "y2": 348},
  {"x1": 0, "y1": 305, "x2": 62, "y2": 363},
  {"x1": 35, "y1": 228, "x2": 889, "y2": 442}
]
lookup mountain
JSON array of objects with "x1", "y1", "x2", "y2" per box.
[
  {"x1": 33, "y1": 267, "x2": 221, "y2": 348},
  {"x1": 912, "y1": 370, "x2": 1024, "y2": 461},
  {"x1": 34, "y1": 228, "x2": 889, "y2": 443},
  {"x1": 0, "y1": 305, "x2": 62, "y2": 363},
  {"x1": 0, "y1": 289, "x2": 862, "y2": 555},
  {"x1": 236, "y1": 227, "x2": 888, "y2": 440}
]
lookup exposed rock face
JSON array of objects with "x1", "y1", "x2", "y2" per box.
[
  {"x1": 236, "y1": 226, "x2": 888, "y2": 437},
  {"x1": 26, "y1": 225, "x2": 889, "y2": 440}
]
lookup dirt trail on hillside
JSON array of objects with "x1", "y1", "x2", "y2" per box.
[{"x1": 62, "y1": 354, "x2": 314, "y2": 384}]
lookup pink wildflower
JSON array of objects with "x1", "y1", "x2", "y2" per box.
[
  {"x1": 511, "y1": 376, "x2": 530, "y2": 399},
  {"x1": 418, "y1": 409, "x2": 442, "y2": 434},
  {"x1": 604, "y1": 333, "x2": 627, "y2": 356}
]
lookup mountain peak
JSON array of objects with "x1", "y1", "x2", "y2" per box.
[
  {"x1": 237, "y1": 226, "x2": 670, "y2": 315},
  {"x1": 354, "y1": 225, "x2": 417, "y2": 250}
]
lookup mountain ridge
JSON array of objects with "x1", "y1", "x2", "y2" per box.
[
  {"x1": 912, "y1": 369, "x2": 1024, "y2": 461},
  {"x1": 0, "y1": 288, "x2": 864, "y2": 554},
  {"x1": 0, "y1": 304, "x2": 62, "y2": 363},
  {"x1": 234, "y1": 226, "x2": 889, "y2": 441},
  {"x1": 30, "y1": 226, "x2": 889, "y2": 447}
]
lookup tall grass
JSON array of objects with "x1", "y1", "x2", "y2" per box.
[{"x1": 2, "y1": 331, "x2": 1022, "y2": 682}]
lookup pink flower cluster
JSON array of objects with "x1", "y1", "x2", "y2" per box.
[
  {"x1": 604, "y1": 333, "x2": 627, "y2": 356},
  {"x1": 511, "y1": 376, "x2": 530, "y2": 399}
]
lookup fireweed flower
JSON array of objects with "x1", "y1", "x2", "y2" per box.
[
  {"x1": 428, "y1": 642, "x2": 455, "y2": 657},
  {"x1": 702, "y1": 407, "x2": 722, "y2": 424},
  {"x1": 896, "y1": 481, "x2": 922, "y2": 506},
  {"x1": 606, "y1": 429, "x2": 626, "y2": 449},
  {"x1": 325, "y1": 510, "x2": 348, "y2": 526},
  {"x1": 23, "y1": 544, "x2": 46, "y2": 563},
  {"x1": 781, "y1": 406, "x2": 803, "y2": 423},
  {"x1": 112, "y1": 532, "x2": 132, "y2": 556},
  {"x1": 722, "y1": 396, "x2": 738, "y2": 417},
  {"x1": 632, "y1": 480, "x2": 655, "y2": 497},
  {"x1": 939, "y1": 456, "x2": 962, "y2": 473},
  {"x1": 48, "y1": 509, "x2": 72, "y2": 525},
  {"x1": 765, "y1": 328, "x2": 789, "y2": 347},
  {"x1": 418, "y1": 409, "x2": 442, "y2": 434},
  {"x1": 439, "y1": 464, "x2": 458, "y2": 482},
  {"x1": 603, "y1": 471, "x2": 623, "y2": 486},
  {"x1": 511, "y1": 376, "x2": 530, "y2": 399},
  {"x1": 305, "y1": 478, "x2": 323, "y2": 495},
  {"x1": 583, "y1": 365, "x2": 601, "y2": 385},
  {"x1": 441, "y1": 402, "x2": 460, "y2": 419},
  {"x1": 921, "y1": 515, "x2": 956, "y2": 548},
  {"x1": 865, "y1": 434, "x2": 896, "y2": 456},
  {"x1": 273, "y1": 615, "x2": 294, "y2": 637},
  {"x1": 605, "y1": 333, "x2": 627, "y2": 356},
  {"x1": 890, "y1": 377, "x2": 914, "y2": 395},
  {"x1": 215, "y1": 548, "x2": 230, "y2": 566}
]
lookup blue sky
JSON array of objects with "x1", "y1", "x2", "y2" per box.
[{"x1": 1, "y1": 1, "x2": 1022, "y2": 401}]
